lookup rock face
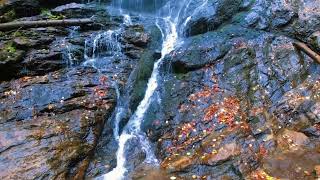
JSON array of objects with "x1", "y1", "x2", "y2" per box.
[
  {"x1": 183, "y1": 0, "x2": 243, "y2": 36},
  {"x1": 0, "y1": 0, "x2": 93, "y2": 22},
  {"x1": 0, "y1": 0, "x2": 320, "y2": 179},
  {"x1": 0, "y1": 67, "x2": 116, "y2": 179},
  {"x1": 205, "y1": 142, "x2": 241, "y2": 166},
  {"x1": 0, "y1": 1, "x2": 156, "y2": 179},
  {"x1": 0, "y1": 0, "x2": 41, "y2": 19},
  {"x1": 141, "y1": 0, "x2": 320, "y2": 179},
  {"x1": 0, "y1": 3, "x2": 114, "y2": 81}
]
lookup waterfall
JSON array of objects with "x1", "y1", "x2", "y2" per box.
[
  {"x1": 83, "y1": 29, "x2": 122, "y2": 72},
  {"x1": 89, "y1": 0, "x2": 210, "y2": 179},
  {"x1": 100, "y1": 1, "x2": 184, "y2": 180},
  {"x1": 101, "y1": 19, "x2": 178, "y2": 180},
  {"x1": 111, "y1": 0, "x2": 167, "y2": 13}
]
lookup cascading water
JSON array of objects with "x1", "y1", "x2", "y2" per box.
[
  {"x1": 86, "y1": 0, "x2": 211, "y2": 179},
  {"x1": 62, "y1": 26, "x2": 81, "y2": 67},
  {"x1": 103, "y1": 18, "x2": 178, "y2": 180},
  {"x1": 99, "y1": 1, "x2": 193, "y2": 180}
]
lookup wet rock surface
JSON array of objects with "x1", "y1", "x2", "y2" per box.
[
  {"x1": 183, "y1": 0, "x2": 243, "y2": 36},
  {"x1": 141, "y1": 0, "x2": 320, "y2": 179},
  {"x1": 0, "y1": 1, "x2": 155, "y2": 179},
  {"x1": 0, "y1": 2, "x2": 116, "y2": 81},
  {"x1": 0, "y1": 67, "x2": 116, "y2": 179},
  {"x1": 0, "y1": 0, "x2": 320, "y2": 179}
]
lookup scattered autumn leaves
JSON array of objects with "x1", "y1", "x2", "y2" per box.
[
  {"x1": 161, "y1": 71, "x2": 251, "y2": 169},
  {"x1": 93, "y1": 75, "x2": 109, "y2": 98},
  {"x1": 204, "y1": 97, "x2": 240, "y2": 126}
]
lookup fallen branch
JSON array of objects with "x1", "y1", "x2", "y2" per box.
[
  {"x1": 0, "y1": 18, "x2": 94, "y2": 31},
  {"x1": 293, "y1": 42, "x2": 320, "y2": 64}
]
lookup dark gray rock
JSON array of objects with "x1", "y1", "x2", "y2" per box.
[
  {"x1": 38, "y1": 0, "x2": 83, "y2": 8},
  {"x1": 0, "y1": 0, "x2": 40, "y2": 19},
  {"x1": 0, "y1": 67, "x2": 116, "y2": 179},
  {"x1": 122, "y1": 25, "x2": 150, "y2": 48},
  {"x1": 149, "y1": 22, "x2": 320, "y2": 179},
  {"x1": 183, "y1": 0, "x2": 243, "y2": 36}
]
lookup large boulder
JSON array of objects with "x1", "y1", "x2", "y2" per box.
[
  {"x1": 241, "y1": 0, "x2": 320, "y2": 43},
  {"x1": 181, "y1": 0, "x2": 320, "y2": 44},
  {"x1": 182, "y1": 0, "x2": 243, "y2": 36},
  {"x1": 147, "y1": 23, "x2": 320, "y2": 179}
]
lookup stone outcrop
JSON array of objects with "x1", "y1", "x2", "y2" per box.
[
  {"x1": 0, "y1": 1, "x2": 157, "y2": 179},
  {"x1": 0, "y1": 0, "x2": 320, "y2": 179},
  {"x1": 142, "y1": 0, "x2": 320, "y2": 179},
  {"x1": 0, "y1": 67, "x2": 116, "y2": 179}
]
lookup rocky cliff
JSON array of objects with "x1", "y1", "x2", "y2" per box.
[{"x1": 0, "y1": 0, "x2": 319, "y2": 180}]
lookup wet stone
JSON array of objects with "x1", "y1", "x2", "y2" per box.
[
  {"x1": 1, "y1": 0, "x2": 320, "y2": 179},
  {"x1": 277, "y1": 129, "x2": 310, "y2": 150},
  {"x1": 0, "y1": 67, "x2": 116, "y2": 179},
  {"x1": 315, "y1": 165, "x2": 320, "y2": 178},
  {"x1": 204, "y1": 142, "x2": 241, "y2": 166}
]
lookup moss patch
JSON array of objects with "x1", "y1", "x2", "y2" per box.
[
  {"x1": 0, "y1": 9, "x2": 16, "y2": 23},
  {"x1": 0, "y1": 41, "x2": 25, "y2": 63},
  {"x1": 41, "y1": 9, "x2": 65, "y2": 20},
  {"x1": 4, "y1": 42, "x2": 16, "y2": 53}
]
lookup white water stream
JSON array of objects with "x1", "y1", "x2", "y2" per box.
[
  {"x1": 102, "y1": 17, "x2": 178, "y2": 180},
  {"x1": 92, "y1": 0, "x2": 210, "y2": 179}
]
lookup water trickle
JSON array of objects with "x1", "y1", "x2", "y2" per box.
[
  {"x1": 62, "y1": 26, "x2": 80, "y2": 67},
  {"x1": 123, "y1": 14, "x2": 132, "y2": 25},
  {"x1": 83, "y1": 30, "x2": 122, "y2": 71},
  {"x1": 85, "y1": 30, "x2": 121, "y2": 60},
  {"x1": 112, "y1": 0, "x2": 167, "y2": 13}
]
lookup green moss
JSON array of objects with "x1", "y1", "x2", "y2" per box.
[
  {"x1": 0, "y1": 41, "x2": 24, "y2": 63},
  {"x1": 0, "y1": 9, "x2": 16, "y2": 23},
  {"x1": 41, "y1": 9, "x2": 65, "y2": 20},
  {"x1": 130, "y1": 50, "x2": 155, "y2": 109},
  {"x1": 12, "y1": 30, "x2": 38, "y2": 38},
  {"x1": 4, "y1": 43, "x2": 16, "y2": 53},
  {"x1": 40, "y1": 9, "x2": 51, "y2": 16},
  {"x1": 0, "y1": 43, "x2": 15, "y2": 60},
  {"x1": 12, "y1": 31, "x2": 23, "y2": 37},
  {"x1": 6, "y1": 9, "x2": 15, "y2": 19},
  {"x1": 129, "y1": 26, "x2": 163, "y2": 110},
  {"x1": 175, "y1": 72, "x2": 190, "y2": 80}
]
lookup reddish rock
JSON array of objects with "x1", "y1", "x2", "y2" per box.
[
  {"x1": 263, "y1": 149, "x2": 320, "y2": 180},
  {"x1": 161, "y1": 156, "x2": 194, "y2": 172},
  {"x1": 315, "y1": 165, "x2": 320, "y2": 178},
  {"x1": 277, "y1": 129, "x2": 310, "y2": 150},
  {"x1": 204, "y1": 142, "x2": 240, "y2": 165}
]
